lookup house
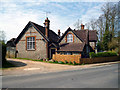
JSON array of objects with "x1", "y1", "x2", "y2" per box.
[
  {"x1": 56, "y1": 24, "x2": 97, "y2": 58},
  {"x1": 6, "y1": 38, "x2": 16, "y2": 58},
  {"x1": 13, "y1": 17, "x2": 97, "y2": 60},
  {"x1": 14, "y1": 18, "x2": 60, "y2": 60}
]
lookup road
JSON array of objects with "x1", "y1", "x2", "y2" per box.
[{"x1": 2, "y1": 64, "x2": 119, "y2": 88}]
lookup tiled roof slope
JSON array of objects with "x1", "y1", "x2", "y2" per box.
[
  {"x1": 58, "y1": 43, "x2": 85, "y2": 52},
  {"x1": 31, "y1": 22, "x2": 60, "y2": 43},
  {"x1": 15, "y1": 21, "x2": 59, "y2": 45},
  {"x1": 73, "y1": 30, "x2": 97, "y2": 43}
]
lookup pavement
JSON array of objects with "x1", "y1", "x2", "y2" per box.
[
  {"x1": 2, "y1": 63, "x2": 119, "y2": 88},
  {"x1": 2, "y1": 58, "x2": 120, "y2": 76}
]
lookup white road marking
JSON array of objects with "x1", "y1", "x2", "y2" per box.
[{"x1": 24, "y1": 68, "x2": 40, "y2": 71}]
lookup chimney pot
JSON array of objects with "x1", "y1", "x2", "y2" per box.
[
  {"x1": 81, "y1": 24, "x2": 84, "y2": 30},
  {"x1": 58, "y1": 29, "x2": 61, "y2": 36}
]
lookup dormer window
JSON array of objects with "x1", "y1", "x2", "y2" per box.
[{"x1": 67, "y1": 33, "x2": 73, "y2": 43}]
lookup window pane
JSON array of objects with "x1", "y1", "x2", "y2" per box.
[
  {"x1": 33, "y1": 37, "x2": 35, "y2": 41},
  {"x1": 27, "y1": 37, "x2": 35, "y2": 50},
  {"x1": 67, "y1": 34, "x2": 73, "y2": 43}
]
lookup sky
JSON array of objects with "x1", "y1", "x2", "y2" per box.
[{"x1": 0, "y1": 0, "x2": 119, "y2": 41}]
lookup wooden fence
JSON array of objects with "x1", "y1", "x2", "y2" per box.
[
  {"x1": 80, "y1": 56, "x2": 120, "y2": 64},
  {"x1": 53, "y1": 54, "x2": 120, "y2": 64},
  {"x1": 53, "y1": 54, "x2": 81, "y2": 63}
]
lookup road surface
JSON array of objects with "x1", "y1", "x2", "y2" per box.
[{"x1": 2, "y1": 64, "x2": 119, "y2": 88}]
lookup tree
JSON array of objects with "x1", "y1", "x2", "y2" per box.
[
  {"x1": 0, "y1": 30, "x2": 6, "y2": 67},
  {"x1": 90, "y1": 18, "x2": 97, "y2": 30},
  {"x1": 103, "y1": 30, "x2": 111, "y2": 50},
  {"x1": 0, "y1": 30, "x2": 6, "y2": 43},
  {"x1": 85, "y1": 22, "x2": 90, "y2": 30},
  {"x1": 108, "y1": 38, "x2": 118, "y2": 50},
  {"x1": 96, "y1": 15, "x2": 105, "y2": 42},
  {"x1": 74, "y1": 19, "x2": 82, "y2": 30}
]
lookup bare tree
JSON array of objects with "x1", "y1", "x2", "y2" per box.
[
  {"x1": 85, "y1": 22, "x2": 90, "y2": 30},
  {"x1": 96, "y1": 15, "x2": 105, "y2": 42},
  {"x1": 89, "y1": 18, "x2": 97, "y2": 30},
  {"x1": 74, "y1": 19, "x2": 82, "y2": 30}
]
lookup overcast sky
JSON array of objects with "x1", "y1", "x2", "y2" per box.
[{"x1": 0, "y1": 0, "x2": 119, "y2": 41}]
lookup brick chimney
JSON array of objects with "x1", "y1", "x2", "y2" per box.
[
  {"x1": 44, "y1": 17, "x2": 50, "y2": 38},
  {"x1": 58, "y1": 29, "x2": 61, "y2": 36},
  {"x1": 81, "y1": 24, "x2": 84, "y2": 30}
]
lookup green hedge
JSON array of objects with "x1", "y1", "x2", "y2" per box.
[
  {"x1": 89, "y1": 52, "x2": 118, "y2": 58},
  {"x1": 0, "y1": 42, "x2": 6, "y2": 66}
]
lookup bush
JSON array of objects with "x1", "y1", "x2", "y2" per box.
[
  {"x1": 69, "y1": 61, "x2": 72, "y2": 64},
  {"x1": 58, "y1": 61, "x2": 64, "y2": 64},
  {"x1": 89, "y1": 51, "x2": 118, "y2": 58},
  {"x1": 65, "y1": 60, "x2": 68, "y2": 64},
  {"x1": 1, "y1": 42, "x2": 6, "y2": 65},
  {"x1": 73, "y1": 61, "x2": 76, "y2": 65}
]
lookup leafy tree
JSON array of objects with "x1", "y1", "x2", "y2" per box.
[
  {"x1": 97, "y1": 41, "x2": 104, "y2": 51},
  {"x1": 108, "y1": 38, "x2": 119, "y2": 50},
  {"x1": 103, "y1": 30, "x2": 111, "y2": 50}
]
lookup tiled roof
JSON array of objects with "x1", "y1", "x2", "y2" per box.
[
  {"x1": 7, "y1": 38, "x2": 16, "y2": 47},
  {"x1": 58, "y1": 43, "x2": 85, "y2": 52},
  {"x1": 15, "y1": 21, "x2": 59, "y2": 45},
  {"x1": 31, "y1": 22, "x2": 60, "y2": 43},
  {"x1": 73, "y1": 30, "x2": 97, "y2": 43}
]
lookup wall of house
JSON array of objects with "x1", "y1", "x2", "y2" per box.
[
  {"x1": 60, "y1": 31, "x2": 82, "y2": 44},
  {"x1": 89, "y1": 42, "x2": 96, "y2": 50},
  {"x1": 6, "y1": 47, "x2": 16, "y2": 58},
  {"x1": 16, "y1": 26, "x2": 47, "y2": 60}
]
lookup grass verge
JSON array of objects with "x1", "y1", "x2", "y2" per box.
[{"x1": 11, "y1": 57, "x2": 80, "y2": 65}]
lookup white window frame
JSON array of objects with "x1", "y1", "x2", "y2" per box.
[
  {"x1": 26, "y1": 37, "x2": 35, "y2": 50},
  {"x1": 67, "y1": 34, "x2": 73, "y2": 43}
]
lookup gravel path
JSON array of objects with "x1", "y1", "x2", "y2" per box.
[{"x1": 2, "y1": 58, "x2": 119, "y2": 76}]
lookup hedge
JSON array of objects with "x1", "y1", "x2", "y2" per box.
[
  {"x1": 1, "y1": 42, "x2": 6, "y2": 65},
  {"x1": 89, "y1": 52, "x2": 118, "y2": 58}
]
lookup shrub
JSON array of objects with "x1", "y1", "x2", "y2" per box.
[
  {"x1": 1, "y1": 42, "x2": 6, "y2": 65},
  {"x1": 73, "y1": 61, "x2": 76, "y2": 65},
  {"x1": 69, "y1": 61, "x2": 72, "y2": 64},
  {"x1": 55, "y1": 61, "x2": 58, "y2": 63},
  {"x1": 58, "y1": 61, "x2": 64, "y2": 64},
  {"x1": 65, "y1": 60, "x2": 68, "y2": 64},
  {"x1": 89, "y1": 51, "x2": 118, "y2": 58}
]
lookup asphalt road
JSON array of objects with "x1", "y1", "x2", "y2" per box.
[{"x1": 2, "y1": 64, "x2": 119, "y2": 88}]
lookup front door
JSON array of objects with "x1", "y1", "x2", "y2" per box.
[{"x1": 50, "y1": 49, "x2": 56, "y2": 59}]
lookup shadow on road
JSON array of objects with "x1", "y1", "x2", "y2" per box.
[{"x1": 8, "y1": 60, "x2": 27, "y2": 67}]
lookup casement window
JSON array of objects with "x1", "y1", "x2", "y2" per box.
[
  {"x1": 67, "y1": 34, "x2": 73, "y2": 43},
  {"x1": 26, "y1": 36, "x2": 35, "y2": 50}
]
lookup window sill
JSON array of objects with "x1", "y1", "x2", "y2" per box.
[{"x1": 26, "y1": 49, "x2": 36, "y2": 51}]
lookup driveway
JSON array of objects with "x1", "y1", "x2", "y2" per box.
[{"x1": 2, "y1": 58, "x2": 120, "y2": 76}]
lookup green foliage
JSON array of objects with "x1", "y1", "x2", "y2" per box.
[
  {"x1": 103, "y1": 31, "x2": 111, "y2": 50},
  {"x1": 108, "y1": 38, "x2": 119, "y2": 50},
  {"x1": 97, "y1": 41, "x2": 104, "y2": 51},
  {"x1": 69, "y1": 61, "x2": 72, "y2": 64},
  {"x1": 65, "y1": 60, "x2": 68, "y2": 64},
  {"x1": 58, "y1": 61, "x2": 64, "y2": 64},
  {"x1": 1, "y1": 41, "x2": 6, "y2": 65},
  {"x1": 89, "y1": 52, "x2": 118, "y2": 58},
  {"x1": 73, "y1": 61, "x2": 76, "y2": 65}
]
